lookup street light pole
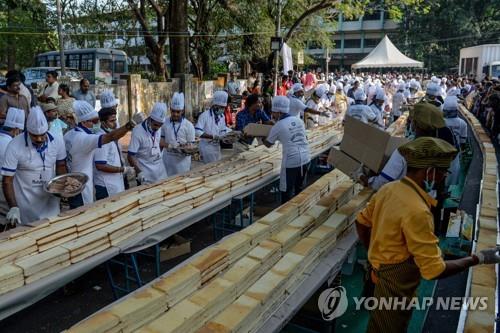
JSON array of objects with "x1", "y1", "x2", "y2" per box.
[
  {"x1": 56, "y1": 0, "x2": 66, "y2": 76},
  {"x1": 273, "y1": 0, "x2": 282, "y2": 96}
]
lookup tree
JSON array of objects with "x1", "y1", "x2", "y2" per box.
[{"x1": 169, "y1": 0, "x2": 189, "y2": 76}]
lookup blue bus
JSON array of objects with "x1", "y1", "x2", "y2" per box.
[{"x1": 35, "y1": 48, "x2": 129, "y2": 84}]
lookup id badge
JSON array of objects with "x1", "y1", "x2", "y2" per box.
[{"x1": 151, "y1": 146, "x2": 161, "y2": 160}]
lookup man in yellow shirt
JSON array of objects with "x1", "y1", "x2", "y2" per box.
[{"x1": 356, "y1": 137, "x2": 500, "y2": 333}]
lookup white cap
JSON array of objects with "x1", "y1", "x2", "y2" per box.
[
  {"x1": 442, "y1": 77, "x2": 447, "y2": 83},
  {"x1": 291, "y1": 83, "x2": 304, "y2": 94},
  {"x1": 100, "y1": 90, "x2": 119, "y2": 108},
  {"x1": 272, "y1": 96, "x2": 290, "y2": 114},
  {"x1": 315, "y1": 85, "x2": 327, "y2": 98},
  {"x1": 447, "y1": 87, "x2": 460, "y2": 96},
  {"x1": 212, "y1": 91, "x2": 228, "y2": 107},
  {"x1": 171, "y1": 92, "x2": 185, "y2": 110},
  {"x1": 150, "y1": 102, "x2": 167, "y2": 123},
  {"x1": 375, "y1": 89, "x2": 385, "y2": 100},
  {"x1": 426, "y1": 83, "x2": 441, "y2": 97},
  {"x1": 26, "y1": 106, "x2": 48, "y2": 135},
  {"x1": 464, "y1": 84, "x2": 471, "y2": 92},
  {"x1": 443, "y1": 96, "x2": 458, "y2": 110},
  {"x1": 74, "y1": 100, "x2": 99, "y2": 122},
  {"x1": 4, "y1": 107, "x2": 25, "y2": 130},
  {"x1": 398, "y1": 83, "x2": 406, "y2": 91},
  {"x1": 353, "y1": 88, "x2": 367, "y2": 101},
  {"x1": 410, "y1": 81, "x2": 419, "y2": 89},
  {"x1": 336, "y1": 82, "x2": 344, "y2": 90}
]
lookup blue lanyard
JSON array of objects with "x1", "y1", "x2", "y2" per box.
[
  {"x1": 171, "y1": 118, "x2": 183, "y2": 141},
  {"x1": 142, "y1": 121, "x2": 157, "y2": 146},
  {"x1": 211, "y1": 109, "x2": 220, "y2": 124},
  {"x1": 279, "y1": 113, "x2": 291, "y2": 121},
  {"x1": 25, "y1": 132, "x2": 48, "y2": 170}
]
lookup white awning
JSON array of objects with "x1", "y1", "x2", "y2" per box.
[{"x1": 352, "y1": 35, "x2": 423, "y2": 69}]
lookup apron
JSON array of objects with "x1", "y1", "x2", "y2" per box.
[
  {"x1": 200, "y1": 140, "x2": 221, "y2": 164},
  {"x1": 163, "y1": 152, "x2": 191, "y2": 176},
  {"x1": 446, "y1": 153, "x2": 461, "y2": 187},
  {"x1": 137, "y1": 122, "x2": 167, "y2": 183},
  {"x1": 16, "y1": 135, "x2": 60, "y2": 224},
  {"x1": 367, "y1": 258, "x2": 421, "y2": 333}
]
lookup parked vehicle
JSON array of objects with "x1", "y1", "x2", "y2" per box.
[
  {"x1": 35, "y1": 48, "x2": 129, "y2": 84},
  {"x1": 22, "y1": 67, "x2": 83, "y2": 88},
  {"x1": 459, "y1": 44, "x2": 500, "y2": 80}
]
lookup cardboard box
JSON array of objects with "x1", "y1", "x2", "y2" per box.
[
  {"x1": 243, "y1": 123, "x2": 273, "y2": 137},
  {"x1": 336, "y1": 116, "x2": 408, "y2": 173},
  {"x1": 160, "y1": 235, "x2": 191, "y2": 262},
  {"x1": 327, "y1": 147, "x2": 361, "y2": 179}
]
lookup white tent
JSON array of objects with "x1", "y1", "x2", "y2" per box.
[{"x1": 352, "y1": 35, "x2": 423, "y2": 69}]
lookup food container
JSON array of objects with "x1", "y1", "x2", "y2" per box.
[{"x1": 44, "y1": 172, "x2": 89, "y2": 198}]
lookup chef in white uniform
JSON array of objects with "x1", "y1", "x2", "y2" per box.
[
  {"x1": 195, "y1": 91, "x2": 231, "y2": 164},
  {"x1": 161, "y1": 92, "x2": 195, "y2": 176},
  {"x1": 2, "y1": 107, "x2": 67, "y2": 225},
  {"x1": 369, "y1": 89, "x2": 386, "y2": 129},
  {"x1": 93, "y1": 107, "x2": 135, "y2": 200},
  {"x1": 128, "y1": 102, "x2": 168, "y2": 184},
  {"x1": 263, "y1": 96, "x2": 311, "y2": 203},
  {"x1": 443, "y1": 96, "x2": 467, "y2": 186},
  {"x1": 346, "y1": 88, "x2": 378, "y2": 125},
  {"x1": 0, "y1": 107, "x2": 25, "y2": 222},
  {"x1": 65, "y1": 101, "x2": 134, "y2": 208},
  {"x1": 305, "y1": 85, "x2": 330, "y2": 128},
  {"x1": 391, "y1": 83, "x2": 407, "y2": 123}
]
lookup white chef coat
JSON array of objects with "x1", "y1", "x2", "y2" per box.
[
  {"x1": 266, "y1": 114, "x2": 311, "y2": 191},
  {"x1": 0, "y1": 131, "x2": 13, "y2": 215},
  {"x1": 64, "y1": 125, "x2": 104, "y2": 205},
  {"x1": 346, "y1": 104, "x2": 378, "y2": 125},
  {"x1": 369, "y1": 149, "x2": 407, "y2": 191},
  {"x1": 445, "y1": 116, "x2": 468, "y2": 186},
  {"x1": 161, "y1": 117, "x2": 195, "y2": 176},
  {"x1": 1, "y1": 132, "x2": 66, "y2": 224},
  {"x1": 128, "y1": 121, "x2": 167, "y2": 183},
  {"x1": 93, "y1": 128, "x2": 125, "y2": 196},
  {"x1": 369, "y1": 103, "x2": 385, "y2": 129},
  {"x1": 392, "y1": 91, "x2": 406, "y2": 117},
  {"x1": 195, "y1": 109, "x2": 230, "y2": 164},
  {"x1": 288, "y1": 95, "x2": 307, "y2": 119}
]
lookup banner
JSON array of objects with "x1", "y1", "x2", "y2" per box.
[{"x1": 281, "y1": 43, "x2": 293, "y2": 74}]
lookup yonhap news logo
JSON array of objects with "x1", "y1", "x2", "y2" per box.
[{"x1": 318, "y1": 287, "x2": 489, "y2": 321}]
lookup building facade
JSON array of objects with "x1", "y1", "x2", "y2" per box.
[{"x1": 305, "y1": 10, "x2": 399, "y2": 70}]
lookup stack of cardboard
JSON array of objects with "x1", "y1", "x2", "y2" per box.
[
  {"x1": 151, "y1": 265, "x2": 201, "y2": 307},
  {"x1": 190, "y1": 249, "x2": 229, "y2": 285}
]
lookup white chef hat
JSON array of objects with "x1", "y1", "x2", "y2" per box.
[
  {"x1": 353, "y1": 88, "x2": 367, "y2": 101},
  {"x1": 315, "y1": 85, "x2": 327, "y2": 98},
  {"x1": 375, "y1": 89, "x2": 385, "y2": 100},
  {"x1": 26, "y1": 106, "x2": 48, "y2": 135},
  {"x1": 336, "y1": 82, "x2": 344, "y2": 90},
  {"x1": 410, "y1": 81, "x2": 419, "y2": 89},
  {"x1": 442, "y1": 77, "x2": 448, "y2": 83},
  {"x1": 426, "y1": 83, "x2": 441, "y2": 97},
  {"x1": 74, "y1": 100, "x2": 98, "y2": 122},
  {"x1": 272, "y1": 96, "x2": 290, "y2": 114},
  {"x1": 150, "y1": 102, "x2": 167, "y2": 123},
  {"x1": 443, "y1": 96, "x2": 458, "y2": 110},
  {"x1": 291, "y1": 83, "x2": 304, "y2": 94},
  {"x1": 100, "y1": 90, "x2": 119, "y2": 108},
  {"x1": 171, "y1": 92, "x2": 185, "y2": 110},
  {"x1": 447, "y1": 87, "x2": 460, "y2": 96},
  {"x1": 4, "y1": 107, "x2": 25, "y2": 130},
  {"x1": 464, "y1": 84, "x2": 471, "y2": 92},
  {"x1": 398, "y1": 83, "x2": 406, "y2": 91},
  {"x1": 212, "y1": 91, "x2": 228, "y2": 107}
]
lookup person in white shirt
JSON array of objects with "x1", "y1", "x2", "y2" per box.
[
  {"x1": 442, "y1": 96, "x2": 467, "y2": 186},
  {"x1": 369, "y1": 89, "x2": 386, "y2": 129},
  {"x1": 2, "y1": 107, "x2": 67, "y2": 225},
  {"x1": 226, "y1": 73, "x2": 240, "y2": 96},
  {"x1": 391, "y1": 83, "x2": 407, "y2": 123},
  {"x1": 288, "y1": 83, "x2": 329, "y2": 121},
  {"x1": 65, "y1": 101, "x2": 134, "y2": 208},
  {"x1": 93, "y1": 108, "x2": 135, "y2": 200},
  {"x1": 195, "y1": 91, "x2": 232, "y2": 164},
  {"x1": 0, "y1": 107, "x2": 25, "y2": 224},
  {"x1": 161, "y1": 92, "x2": 196, "y2": 176},
  {"x1": 128, "y1": 102, "x2": 168, "y2": 184},
  {"x1": 305, "y1": 85, "x2": 330, "y2": 128},
  {"x1": 38, "y1": 70, "x2": 60, "y2": 103},
  {"x1": 41, "y1": 101, "x2": 68, "y2": 138},
  {"x1": 346, "y1": 88, "x2": 378, "y2": 125},
  {"x1": 263, "y1": 96, "x2": 311, "y2": 203}
]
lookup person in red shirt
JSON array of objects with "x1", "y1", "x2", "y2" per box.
[{"x1": 277, "y1": 76, "x2": 289, "y2": 96}]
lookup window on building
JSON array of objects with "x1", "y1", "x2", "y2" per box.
[
  {"x1": 308, "y1": 41, "x2": 322, "y2": 49},
  {"x1": 333, "y1": 40, "x2": 342, "y2": 49},
  {"x1": 364, "y1": 38, "x2": 379, "y2": 48},
  {"x1": 100, "y1": 59, "x2": 113, "y2": 72},
  {"x1": 81, "y1": 53, "x2": 95, "y2": 71},
  {"x1": 114, "y1": 61, "x2": 125, "y2": 73},
  {"x1": 37, "y1": 56, "x2": 48, "y2": 67},
  {"x1": 461, "y1": 58, "x2": 465, "y2": 75},
  {"x1": 363, "y1": 10, "x2": 381, "y2": 20},
  {"x1": 344, "y1": 39, "x2": 361, "y2": 48},
  {"x1": 68, "y1": 54, "x2": 80, "y2": 69},
  {"x1": 465, "y1": 58, "x2": 473, "y2": 74},
  {"x1": 472, "y1": 57, "x2": 478, "y2": 74}
]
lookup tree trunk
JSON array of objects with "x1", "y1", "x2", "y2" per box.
[
  {"x1": 147, "y1": 47, "x2": 167, "y2": 81},
  {"x1": 169, "y1": 0, "x2": 189, "y2": 75}
]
